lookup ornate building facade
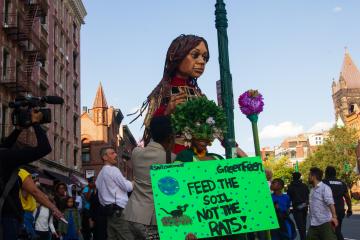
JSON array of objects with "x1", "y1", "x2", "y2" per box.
[
  {"x1": 0, "y1": 0, "x2": 86, "y2": 183},
  {"x1": 332, "y1": 50, "x2": 360, "y2": 137},
  {"x1": 81, "y1": 83, "x2": 137, "y2": 178}
]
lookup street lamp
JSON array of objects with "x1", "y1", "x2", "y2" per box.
[{"x1": 215, "y1": 0, "x2": 235, "y2": 159}]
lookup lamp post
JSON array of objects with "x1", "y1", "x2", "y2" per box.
[{"x1": 215, "y1": 0, "x2": 235, "y2": 158}]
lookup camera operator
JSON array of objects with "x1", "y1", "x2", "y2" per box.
[{"x1": 0, "y1": 110, "x2": 52, "y2": 240}]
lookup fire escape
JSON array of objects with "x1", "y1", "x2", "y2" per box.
[{"x1": 1, "y1": 0, "x2": 49, "y2": 96}]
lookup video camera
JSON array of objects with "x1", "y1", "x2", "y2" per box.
[{"x1": 9, "y1": 95, "x2": 64, "y2": 127}]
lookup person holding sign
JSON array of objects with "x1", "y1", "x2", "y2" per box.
[{"x1": 121, "y1": 116, "x2": 176, "y2": 240}]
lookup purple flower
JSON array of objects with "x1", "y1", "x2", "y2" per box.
[{"x1": 238, "y1": 90, "x2": 264, "y2": 116}]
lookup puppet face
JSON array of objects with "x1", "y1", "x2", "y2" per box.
[{"x1": 176, "y1": 41, "x2": 209, "y2": 79}]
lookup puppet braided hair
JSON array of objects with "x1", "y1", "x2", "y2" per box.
[{"x1": 129, "y1": 34, "x2": 209, "y2": 145}]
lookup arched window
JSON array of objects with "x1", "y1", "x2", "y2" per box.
[{"x1": 81, "y1": 138, "x2": 90, "y2": 163}]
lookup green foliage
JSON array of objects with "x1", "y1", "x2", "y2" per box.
[
  {"x1": 264, "y1": 156, "x2": 294, "y2": 186},
  {"x1": 300, "y1": 126, "x2": 359, "y2": 187},
  {"x1": 171, "y1": 97, "x2": 227, "y2": 142}
]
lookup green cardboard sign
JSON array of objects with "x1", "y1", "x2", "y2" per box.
[{"x1": 150, "y1": 157, "x2": 278, "y2": 239}]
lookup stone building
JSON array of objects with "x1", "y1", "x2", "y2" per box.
[
  {"x1": 332, "y1": 49, "x2": 360, "y2": 137},
  {"x1": 0, "y1": 0, "x2": 86, "y2": 183},
  {"x1": 81, "y1": 83, "x2": 137, "y2": 178}
]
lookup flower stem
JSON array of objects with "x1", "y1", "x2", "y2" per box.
[{"x1": 247, "y1": 114, "x2": 261, "y2": 156}]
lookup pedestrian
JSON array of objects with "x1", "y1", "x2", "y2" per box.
[
  {"x1": 287, "y1": 172, "x2": 309, "y2": 240},
  {"x1": 18, "y1": 171, "x2": 38, "y2": 239},
  {"x1": 33, "y1": 198, "x2": 59, "y2": 240},
  {"x1": 121, "y1": 116, "x2": 175, "y2": 240},
  {"x1": 270, "y1": 178, "x2": 297, "y2": 240},
  {"x1": 68, "y1": 184, "x2": 82, "y2": 211},
  {"x1": 81, "y1": 177, "x2": 95, "y2": 240},
  {"x1": 0, "y1": 111, "x2": 52, "y2": 240},
  {"x1": 58, "y1": 197, "x2": 82, "y2": 240},
  {"x1": 323, "y1": 166, "x2": 352, "y2": 240},
  {"x1": 307, "y1": 167, "x2": 338, "y2": 240},
  {"x1": 54, "y1": 182, "x2": 67, "y2": 212},
  {"x1": 17, "y1": 168, "x2": 63, "y2": 240},
  {"x1": 89, "y1": 188, "x2": 107, "y2": 240},
  {"x1": 95, "y1": 147, "x2": 133, "y2": 240}
]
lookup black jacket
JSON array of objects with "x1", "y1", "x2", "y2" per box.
[
  {"x1": 323, "y1": 178, "x2": 348, "y2": 212},
  {"x1": 0, "y1": 125, "x2": 52, "y2": 220},
  {"x1": 287, "y1": 180, "x2": 309, "y2": 209}
]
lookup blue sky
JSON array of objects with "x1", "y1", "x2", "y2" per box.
[{"x1": 80, "y1": 1, "x2": 360, "y2": 155}]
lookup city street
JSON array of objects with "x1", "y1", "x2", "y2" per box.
[
  {"x1": 343, "y1": 214, "x2": 360, "y2": 240},
  {"x1": 291, "y1": 214, "x2": 360, "y2": 240}
]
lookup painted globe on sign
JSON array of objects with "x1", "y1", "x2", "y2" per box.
[{"x1": 158, "y1": 177, "x2": 180, "y2": 195}]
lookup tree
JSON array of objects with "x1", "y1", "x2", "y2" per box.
[
  {"x1": 264, "y1": 156, "x2": 294, "y2": 186},
  {"x1": 300, "y1": 126, "x2": 359, "y2": 187}
]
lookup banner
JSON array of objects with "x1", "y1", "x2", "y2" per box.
[{"x1": 150, "y1": 157, "x2": 278, "y2": 239}]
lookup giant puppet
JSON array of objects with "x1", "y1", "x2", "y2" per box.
[{"x1": 132, "y1": 34, "x2": 246, "y2": 157}]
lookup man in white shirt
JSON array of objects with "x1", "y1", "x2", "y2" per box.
[
  {"x1": 96, "y1": 147, "x2": 133, "y2": 240},
  {"x1": 307, "y1": 167, "x2": 338, "y2": 240}
]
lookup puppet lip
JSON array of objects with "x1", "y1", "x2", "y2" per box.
[{"x1": 193, "y1": 68, "x2": 204, "y2": 73}]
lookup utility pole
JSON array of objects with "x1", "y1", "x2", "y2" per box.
[{"x1": 215, "y1": 0, "x2": 235, "y2": 158}]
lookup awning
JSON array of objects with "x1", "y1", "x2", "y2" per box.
[
  {"x1": 70, "y1": 174, "x2": 88, "y2": 187},
  {"x1": 21, "y1": 165, "x2": 54, "y2": 186},
  {"x1": 43, "y1": 170, "x2": 71, "y2": 184}
]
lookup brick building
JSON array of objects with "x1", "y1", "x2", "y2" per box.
[
  {"x1": 261, "y1": 131, "x2": 329, "y2": 165},
  {"x1": 81, "y1": 83, "x2": 137, "y2": 179},
  {"x1": 332, "y1": 49, "x2": 360, "y2": 137},
  {"x1": 0, "y1": 0, "x2": 86, "y2": 183}
]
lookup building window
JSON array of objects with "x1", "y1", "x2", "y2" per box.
[
  {"x1": 60, "y1": 140, "x2": 63, "y2": 160},
  {"x1": 74, "y1": 149, "x2": 78, "y2": 167},
  {"x1": 1, "y1": 105, "x2": 9, "y2": 140},
  {"x1": 73, "y1": 116, "x2": 78, "y2": 136},
  {"x1": 73, "y1": 51, "x2": 78, "y2": 72},
  {"x1": 4, "y1": 0, "x2": 10, "y2": 24},
  {"x1": 54, "y1": 136, "x2": 58, "y2": 161},
  {"x1": 82, "y1": 149, "x2": 90, "y2": 163},
  {"x1": 66, "y1": 143, "x2": 69, "y2": 162},
  {"x1": 40, "y1": 15, "x2": 46, "y2": 25},
  {"x1": 16, "y1": 61, "x2": 21, "y2": 82},
  {"x1": 53, "y1": 59, "x2": 57, "y2": 83},
  {"x1": 290, "y1": 150, "x2": 296, "y2": 158},
  {"x1": 349, "y1": 104, "x2": 356, "y2": 114},
  {"x1": 2, "y1": 49, "x2": 9, "y2": 78},
  {"x1": 73, "y1": 23, "x2": 77, "y2": 40},
  {"x1": 54, "y1": 23, "x2": 57, "y2": 46},
  {"x1": 73, "y1": 84, "x2": 77, "y2": 103}
]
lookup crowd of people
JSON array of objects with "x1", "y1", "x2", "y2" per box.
[{"x1": 268, "y1": 166, "x2": 352, "y2": 240}]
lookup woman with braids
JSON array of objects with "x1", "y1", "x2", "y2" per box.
[{"x1": 133, "y1": 34, "x2": 246, "y2": 157}]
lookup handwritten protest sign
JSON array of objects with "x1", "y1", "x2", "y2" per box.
[{"x1": 150, "y1": 157, "x2": 278, "y2": 239}]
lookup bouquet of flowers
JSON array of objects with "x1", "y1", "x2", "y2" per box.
[{"x1": 171, "y1": 97, "x2": 227, "y2": 146}]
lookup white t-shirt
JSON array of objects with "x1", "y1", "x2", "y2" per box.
[
  {"x1": 33, "y1": 206, "x2": 56, "y2": 233},
  {"x1": 96, "y1": 165, "x2": 133, "y2": 208}
]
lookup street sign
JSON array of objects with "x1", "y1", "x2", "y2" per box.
[{"x1": 150, "y1": 157, "x2": 278, "y2": 240}]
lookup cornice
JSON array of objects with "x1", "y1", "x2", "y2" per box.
[{"x1": 67, "y1": 0, "x2": 87, "y2": 24}]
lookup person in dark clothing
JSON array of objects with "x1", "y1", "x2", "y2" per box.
[
  {"x1": 0, "y1": 111, "x2": 52, "y2": 240},
  {"x1": 89, "y1": 189, "x2": 107, "y2": 240},
  {"x1": 323, "y1": 166, "x2": 352, "y2": 240},
  {"x1": 287, "y1": 172, "x2": 309, "y2": 240}
]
